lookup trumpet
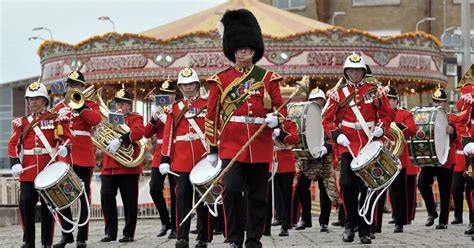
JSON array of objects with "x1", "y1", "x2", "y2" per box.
[{"x1": 64, "y1": 88, "x2": 85, "y2": 109}]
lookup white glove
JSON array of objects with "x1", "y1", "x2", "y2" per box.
[
  {"x1": 273, "y1": 128, "x2": 281, "y2": 138},
  {"x1": 336, "y1": 134, "x2": 350, "y2": 147},
  {"x1": 158, "y1": 114, "x2": 167, "y2": 124},
  {"x1": 58, "y1": 145, "x2": 69, "y2": 158},
  {"x1": 372, "y1": 126, "x2": 384, "y2": 138},
  {"x1": 206, "y1": 153, "x2": 218, "y2": 167},
  {"x1": 320, "y1": 146, "x2": 328, "y2": 157},
  {"x1": 464, "y1": 142, "x2": 474, "y2": 155},
  {"x1": 12, "y1": 118, "x2": 22, "y2": 128},
  {"x1": 159, "y1": 163, "x2": 170, "y2": 175},
  {"x1": 265, "y1": 113, "x2": 279, "y2": 128},
  {"x1": 152, "y1": 108, "x2": 160, "y2": 121},
  {"x1": 106, "y1": 139, "x2": 121, "y2": 155},
  {"x1": 11, "y1": 164, "x2": 23, "y2": 176},
  {"x1": 58, "y1": 107, "x2": 71, "y2": 122}
]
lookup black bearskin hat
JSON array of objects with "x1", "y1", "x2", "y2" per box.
[{"x1": 220, "y1": 9, "x2": 264, "y2": 64}]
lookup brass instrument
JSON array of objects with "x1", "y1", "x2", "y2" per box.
[
  {"x1": 87, "y1": 86, "x2": 147, "y2": 168},
  {"x1": 383, "y1": 123, "x2": 405, "y2": 157},
  {"x1": 64, "y1": 88, "x2": 85, "y2": 109}
]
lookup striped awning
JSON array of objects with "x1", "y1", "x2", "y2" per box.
[{"x1": 141, "y1": 0, "x2": 332, "y2": 39}]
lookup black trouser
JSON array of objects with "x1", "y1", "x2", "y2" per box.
[
  {"x1": 337, "y1": 203, "x2": 346, "y2": 223},
  {"x1": 406, "y1": 174, "x2": 417, "y2": 222},
  {"x1": 466, "y1": 177, "x2": 474, "y2": 224},
  {"x1": 265, "y1": 172, "x2": 294, "y2": 231},
  {"x1": 174, "y1": 172, "x2": 213, "y2": 242},
  {"x1": 339, "y1": 153, "x2": 371, "y2": 237},
  {"x1": 318, "y1": 178, "x2": 332, "y2": 226},
  {"x1": 452, "y1": 171, "x2": 466, "y2": 220},
  {"x1": 213, "y1": 205, "x2": 224, "y2": 233},
  {"x1": 100, "y1": 174, "x2": 139, "y2": 238},
  {"x1": 222, "y1": 160, "x2": 268, "y2": 247},
  {"x1": 296, "y1": 174, "x2": 312, "y2": 224},
  {"x1": 19, "y1": 182, "x2": 54, "y2": 246},
  {"x1": 150, "y1": 168, "x2": 176, "y2": 232},
  {"x1": 417, "y1": 166, "x2": 453, "y2": 225},
  {"x1": 59, "y1": 166, "x2": 93, "y2": 242}
]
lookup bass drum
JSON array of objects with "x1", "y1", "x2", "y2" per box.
[
  {"x1": 286, "y1": 102, "x2": 324, "y2": 159},
  {"x1": 407, "y1": 106, "x2": 450, "y2": 167}
]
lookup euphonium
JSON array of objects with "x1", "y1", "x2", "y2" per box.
[
  {"x1": 383, "y1": 123, "x2": 405, "y2": 157},
  {"x1": 88, "y1": 87, "x2": 147, "y2": 168}
]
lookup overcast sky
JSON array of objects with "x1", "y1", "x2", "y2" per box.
[{"x1": 0, "y1": 0, "x2": 226, "y2": 84}]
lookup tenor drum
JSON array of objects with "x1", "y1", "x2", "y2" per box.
[
  {"x1": 286, "y1": 102, "x2": 324, "y2": 159},
  {"x1": 34, "y1": 161, "x2": 84, "y2": 210},
  {"x1": 351, "y1": 141, "x2": 401, "y2": 190},
  {"x1": 407, "y1": 106, "x2": 450, "y2": 167},
  {"x1": 190, "y1": 158, "x2": 223, "y2": 205}
]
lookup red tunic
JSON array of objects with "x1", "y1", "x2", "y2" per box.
[
  {"x1": 144, "y1": 118, "x2": 165, "y2": 169},
  {"x1": 53, "y1": 100, "x2": 101, "y2": 167},
  {"x1": 270, "y1": 120, "x2": 299, "y2": 173},
  {"x1": 8, "y1": 111, "x2": 71, "y2": 182},
  {"x1": 101, "y1": 113, "x2": 144, "y2": 175},
  {"x1": 323, "y1": 81, "x2": 394, "y2": 155},
  {"x1": 205, "y1": 66, "x2": 286, "y2": 164},
  {"x1": 161, "y1": 98, "x2": 207, "y2": 173},
  {"x1": 393, "y1": 109, "x2": 417, "y2": 169}
]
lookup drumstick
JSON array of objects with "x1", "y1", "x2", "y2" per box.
[
  {"x1": 22, "y1": 164, "x2": 38, "y2": 172},
  {"x1": 167, "y1": 170, "x2": 180, "y2": 177}
]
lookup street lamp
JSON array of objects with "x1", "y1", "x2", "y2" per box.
[
  {"x1": 331, "y1": 11, "x2": 346, "y2": 26},
  {"x1": 415, "y1": 17, "x2": 436, "y2": 32},
  {"x1": 28, "y1": 36, "x2": 46, "y2": 41},
  {"x1": 98, "y1": 16, "x2": 116, "y2": 32},
  {"x1": 32, "y1": 27, "x2": 53, "y2": 40}
]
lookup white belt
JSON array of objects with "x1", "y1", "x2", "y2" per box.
[
  {"x1": 23, "y1": 148, "x2": 57, "y2": 155},
  {"x1": 175, "y1": 133, "x2": 202, "y2": 142},
  {"x1": 456, "y1": 150, "x2": 464, "y2": 155},
  {"x1": 471, "y1": 120, "x2": 474, "y2": 125},
  {"x1": 72, "y1": 130, "x2": 91, "y2": 136},
  {"x1": 156, "y1": 139, "x2": 163, "y2": 144},
  {"x1": 229, "y1": 115, "x2": 265, "y2": 124},
  {"x1": 341, "y1": 120, "x2": 375, "y2": 131}
]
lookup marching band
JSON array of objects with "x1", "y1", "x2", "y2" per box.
[{"x1": 7, "y1": 8, "x2": 474, "y2": 248}]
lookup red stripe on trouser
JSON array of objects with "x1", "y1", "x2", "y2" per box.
[
  {"x1": 221, "y1": 189, "x2": 228, "y2": 239},
  {"x1": 18, "y1": 207, "x2": 25, "y2": 231}
]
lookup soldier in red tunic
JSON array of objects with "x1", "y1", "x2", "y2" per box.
[
  {"x1": 9, "y1": 81, "x2": 70, "y2": 248},
  {"x1": 145, "y1": 80, "x2": 178, "y2": 239},
  {"x1": 417, "y1": 86, "x2": 455, "y2": 229},
  {"x1": 323, "y1": 53, "x2": 394, "y2": 244},
  {"x1": 99, "y1": 87, "x2": 144, "y2": 243},
  {"x1": 205, "y1": 9, "x2": 286, "y2": 248},
  {"x1": 372, "y1": 84, "x2": 416, "y2": 234},
  {"x1": 160, "y1": 67, "x2": 213, "y2": 248},
  {"x1": 264, "y1": 119, "x2": 299, "y2": 237},
  {"x1": 52, "y1": 71, "x2": 101, "y2": 248}
]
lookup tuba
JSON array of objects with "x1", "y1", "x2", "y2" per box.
[
  {"x1": 87, "y1": 86, "x2": 147, "y2": 168},
  {"x1": 383, "y1": 123, "x2": 405, "y2": 157}
]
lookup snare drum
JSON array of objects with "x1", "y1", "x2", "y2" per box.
[
  {"x1": 351, "y1": 141, "x2": 401, "y2": 190},
  {"x1": 286, "y1": 102, "x2": 324, "y2": 159},
  {"x1": 189, "y1": 158, "x2": 223, "y2": 204},
  {"x1": 34, "y1": 161, "x2": 84, "y2": 210},
  {"x1": 407, "y1": 106, "x2": 450, "y2": 167}
]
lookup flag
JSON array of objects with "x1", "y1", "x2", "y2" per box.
[
  {"x1": 108, "y1": 112, "x2": 125, "y2": 125},
  {"x1": 50, "y1": 80, "x2": 66, "y2": 95},
  {"x1": 155, "y1": 95, "x2": 171, "y2": 106}
]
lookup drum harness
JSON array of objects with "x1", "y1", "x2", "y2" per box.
[{"x1": 341, "y1": 86, "x2": 400, "y2": 225}]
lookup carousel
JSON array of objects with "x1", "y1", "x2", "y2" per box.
[{"x1": 37, "y1": 0, "x2": 446, "y2": 108}]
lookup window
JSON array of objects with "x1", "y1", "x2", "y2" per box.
[
  {"x1": 353, "y1": 0, "x2": 400, "y2": 7},
  {"x1": 274, "y1": 0, "x2": 306, "y2": 10}
]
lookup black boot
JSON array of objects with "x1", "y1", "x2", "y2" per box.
[
  {"x1": 175, "y1": 239, "x2": 189, "y2": 248},
  {"x1": 53, "y1": 235, "x2": 74, "y2": 248},
  {"x1": 451, "y1": 217, "x2": 463, "y2": 224},
  {"x1": 157, "y1": 224, "x2": 170, "y2": 237},
  {"x1": 425, "y1": 215, "x2": 437, "y2": 227},
  {"x1": 360, "y1": 235, "x2": 372, "y2": 244},
  {"x1": 464, "y1": 223, "x2": 474, "y2": 235},
  {"x1": 394, "y1": 225, "x2": 403, "y2": 233},
  {"x1": 342, "y1": 229, "x2": 354, "y2": 242}
]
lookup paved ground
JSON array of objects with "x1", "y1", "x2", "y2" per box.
[{"x1": 0, "y1": 211, "x2": 472, "y2": 247}]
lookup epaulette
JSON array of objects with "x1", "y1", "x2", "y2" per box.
[
  {"x1": 207, "y1": 74, "x2": 221, "y2": 84},
  {"x1": 269, "y1": 72, "x2": 283, "y2": 82}
]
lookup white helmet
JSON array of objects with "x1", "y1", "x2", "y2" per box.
[
  {"x1": 308, "y1": 87, "x2": 326, "y2": 101},
  {"x1": 177, "y1": 67, "x2": 200, "y2": 85},
  {"x1": 25, "y1": 81, "x2": 49, "y2": 105},
  {"x1": 343, "y1": 53, "x2": 366, "y2": 80}
]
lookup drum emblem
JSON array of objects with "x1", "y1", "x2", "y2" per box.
[
  {"x1": 371, "y1": 167, "x2": 383, "y2": 178},
  {"x1": 415, "y1": 129, "x2": 425, "y2": 139},
  {"x1": 63, "y1": 183, "x2": 74, "y2": 194}
]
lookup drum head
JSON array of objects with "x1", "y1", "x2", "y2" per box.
[
  {"x1": 34, "y1": 161, "x2": 69, "y2": 189},
  {"x1": 305, "y1": 103, "x2": 323, "y2": 157},
  {"x1": 434, "y1": 108, "x2": 450, "y2": 165},
  {"x1": 350, "y1": 141, "x2": 382, "y2": 170},
  {"x1": 189, "y1": 158, "x2": 222, "y2": 185}
]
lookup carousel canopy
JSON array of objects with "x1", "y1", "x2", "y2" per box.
[
  {"x1": 37, "y1": 0, "x2": 446, "y2": 98},
  {"x1": 142, "y1": 0, "x2": 332, "y2": 39}
]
